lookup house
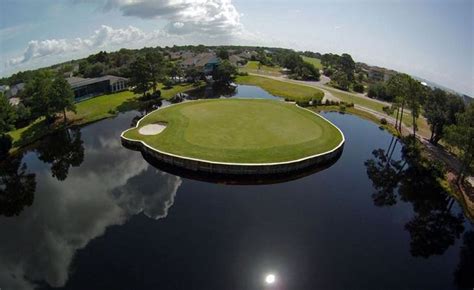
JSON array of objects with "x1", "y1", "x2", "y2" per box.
[
  {"x1": 179, "y1": 52, "x2": 220, "y2": 74},
  {"x1": 203, "y1": 57, "x2": 220, "y2": 74},
  {"x1": 229, "y1": 55, "x2": 244, "y2": 66},
  {"x1": 366, "y1": 66, "x2": 397, "y2": 82},
  {"x1": 0, "y1": 85, "x2": 9, "y2": 94},
  {"x1": 67, "y1": 75, "x2": 128, "y2": 100},
  {"x1": 180, "y1": 53, "x2": 215, "y2": 67},
  {"x1": 5, "y1": 83, "x2": 25, "y2": 98}
]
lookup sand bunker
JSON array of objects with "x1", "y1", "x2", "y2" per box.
[{"x1": 139, "y1": 124, "x2": 166, "y2": 135}]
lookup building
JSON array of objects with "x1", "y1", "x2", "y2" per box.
[
  {"x1": 67, "y1": 75, "x2": 128, "y2": 100},
  {"x1": 5, "y1": 83, "x2": 25, "y2": 98}
]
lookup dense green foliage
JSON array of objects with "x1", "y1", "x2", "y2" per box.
[
  {"x1": 23, "y1": 72, "x2": 76, "y2": 123},
  {"x1": 444, "y1": 103, "x2": 474, "y2": 182},
  {"x1": 424, "y1": 88, "x2": 465, "y2": 144},
  {"x1": 321, "y1": 53, "x2": 356, "y2": 91},
  {"x1": 212, "y1": 60, "x2": 237, "y2": 84}
]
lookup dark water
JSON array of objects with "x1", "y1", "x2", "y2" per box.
[
  {"x1": 0, "y1": 86, "x2": 473, "y2": 290},
  {"x1": 184, "y1": 84, "x2": 281, "y2": 100}
]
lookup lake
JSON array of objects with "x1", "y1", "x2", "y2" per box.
[{"x1": 0, "y1": 85, "x2": 472, "y2": 290}]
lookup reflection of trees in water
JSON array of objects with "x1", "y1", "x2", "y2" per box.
[
  {"x1": 455, "y1": 230, "x2": 474, "y2": 288},
  {"x1": 0, "y1": 153, "x2": 36, "y2": 217},
  {"x1": 35, "y1": 128, "x2": 84, "y2": 181},
  {"x1": 185, "y1": 84, "x2": 237, "y2": 100},
  {"x1": 365, "y1": 136, "x2": 465, "y2": 259}
]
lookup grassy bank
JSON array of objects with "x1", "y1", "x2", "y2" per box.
[
  {"x1": 301, "y1": 56, "x2": 322, "y2": 69},
  {"x1": 239, "y1": 61, "x2": 282, "y2": 76},
  {"x1": 236, "y1": 75, "x2": 324, "y2": 102},
  {"x1": 8, "y1": 83, "x2": 199, "y2": 151}
]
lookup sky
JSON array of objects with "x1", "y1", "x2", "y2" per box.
[{"x1": 0, "y1": 0, "x2": 473, "y2": 95}]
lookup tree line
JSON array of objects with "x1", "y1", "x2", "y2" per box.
[{"x1": 250, "y1": 48, "x2": 321, "y2": 81}]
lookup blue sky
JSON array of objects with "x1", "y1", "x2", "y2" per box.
[{"x1": 0, "y1": 0, "x2": 472, "y2": 95}]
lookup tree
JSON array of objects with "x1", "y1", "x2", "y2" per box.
[
  {"x1": 0, "y1": 93, "x2": 17, "y2": 133},
  {"x1": 217, "y1": 48, "x2": 229, "y2": 60},
  {"x1": 84, "y1": 62, "x2": 106, "y2": 78},
  {"x1": 332, "y1": 71, "x2": 350, "y2": 91},
  {"x1": 444, "y1": 103, "x2": 474, "y2": 183},
  {"x1": 49, "y1": 76, "x2": 76, "y2": 122},
  {"x1": 338, "y1": 53, "x2": 356, "y2": 82},
  {"x1": 145, "y1": 51, "x2": 165, "y2": 93},
  {"x1": 129, "y1": 56, "x2": 152, "y2": 98},
  {"x1": 23, "y1": 71, "x2": 55, "y2": 122},
  {"x1": 212, "y1": 61, "x2": 237, "y2": 85},
  {"x1": 353, "y1": 83, "x2": 364, "y2": 93},
  {"x1": 423, "y1": 89, "x2": 465, "y2": 144},
  {"x1": 387, "y1": 73, "x2": 411, "y2": 132},
  {"x1": 407, "y1": 78, "x2": 423, "y2": 136}
]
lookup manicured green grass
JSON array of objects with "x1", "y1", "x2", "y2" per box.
[
  {"x1": 239, "y1": 61, "x2": 282, "y2": 76},
  {"x1": 8, "y1": 83, "x2": 199, "y2": 150},
  {"x1": 301, "y1": 56, "x2": 322, "y2": 69},
  {"x1": 123, "y1": 99, "x2": 343, "y2": 163},
  {"x1": 236, "y1": 75, "x2": 324, "y2": 102}
]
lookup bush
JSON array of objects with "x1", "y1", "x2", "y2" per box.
[
  {"x1": 353, "y1": 83, "x2": 364, "y2": 93},
  {"x1": 237, "y1": 71, "x2": 248, "y2": 76},
  {"x1": 296, "y1": 100, "x2": 310, "y2": 107},
  {"x1": 380, "y1": 118, "x2": 388, "y2": 125},
  {"x1": 163, "y1": 78, "x2": 174, "y2": 89},
  {"x1": 339, "y1": 104, "x2": 346, "y2": 112},
  {"x1": 382, "y1": 105, "x2": 394, "y2": 115}
]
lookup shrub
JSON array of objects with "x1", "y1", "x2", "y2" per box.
[
  {"x1": 380, "y1": 118, "x2": 388, "y2": 125},
  {"x1": 353, "y1": 83, "x2": 364, "y2": 93},
  {"x1": 339, "y1": 104, "x2": 346, "y2": 112},
  {"x1": 296, "y1": 100, "x2": 310, "y2": 107},
  {"x1": 163, "y1": 78, "x2": 174, "y2": 89}
]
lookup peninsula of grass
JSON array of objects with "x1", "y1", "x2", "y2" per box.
[
  {"x1": 122, "y1": 98, "x2": 344, "y2": 163},
  {"x1": 239, "y1": 61, "x2": 282, "y2": 76},
  {"x1": 301, "y1": 56, "x2": 323, "y2": 69},
  {"x1": 236, "y1": 75, "x2": 324, "y2": 102}
]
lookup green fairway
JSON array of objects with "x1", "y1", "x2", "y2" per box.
[
  {"x1": 123, "y1": 99, "x2": 343, "y2": 163},
  {"x1": 236, "y1": 75, "x2": 324, "y2": 102},
  {"x1": 239, "y1": 61, "x2": 283, "y2": 76},
  {"x1": 301, "y1": 56, "x2": 323, "y2": 69}
]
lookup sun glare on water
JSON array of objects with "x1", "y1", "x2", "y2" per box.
[{"x1": 265, "y1": 273, "x2": 276, "y2": 285}]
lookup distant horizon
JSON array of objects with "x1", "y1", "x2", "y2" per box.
[
  {"x1": 1, "y1": 0, "x2": 472, "y2": 95},
  {"x1": 2, "y1": 43, "x2": 471, "y2": 98}
]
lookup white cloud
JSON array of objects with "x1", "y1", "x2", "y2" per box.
[
  {"x1": 0, "y1": 133, "x2": 182, "y2": 290},
  {"x1": 100, "y1": 0, "x2": 244, "y2": 36},
  {"x1": 9, "y1": 25, "x2": 153, "y2": 66}
]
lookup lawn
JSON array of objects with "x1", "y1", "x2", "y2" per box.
[
  {"x1": 236, "y1": 75, "x2": 324, "y2": 102},
  {"x1": 8, "y1": 83, "x2": 199, "y2": 150},
  {"x1": 239, "y1": 61, "x2": 283, "y2": 76},
  {"x1": 122, "y1": 99, "x2": 343, "y2": 163},
  {"x1": 301, "y1": 56, "x2": 323, "y2": 70}
]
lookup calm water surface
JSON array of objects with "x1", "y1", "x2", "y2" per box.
[{"x1": 0, "y1": 85, "x2": 472, "y2": 290}]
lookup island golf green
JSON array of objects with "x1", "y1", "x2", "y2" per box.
[{"x1": 122, "y1": 99, "x2": 344, "y2": 164}]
